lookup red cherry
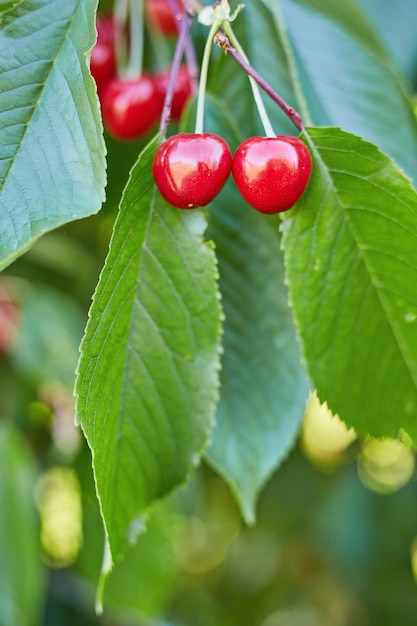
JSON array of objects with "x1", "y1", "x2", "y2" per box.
[
  {"x1": 154, "y1": 65, "x2": 193, "y2": 121},
  {"x1": 232, "y1": 136, "x2": 312, "y2": 213},
  {"x1": 153, "y1": 133, "x2": 232, "y2": 209},
  {"x1": 145, "y1": 0, "x2": 183, "y2": 36},
  {"x1": 101, "y1": 76, "x2": 163, "y2": 140}
]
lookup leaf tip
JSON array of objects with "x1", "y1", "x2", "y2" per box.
[
  {"x1": 240, "y1": 501, "x2": 257, "y2": 526},
  {"x1": 95, "y1": 535, "x2": 113, "y2": 615}
]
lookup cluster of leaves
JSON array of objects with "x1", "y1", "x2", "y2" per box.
[{"x1": 1, "y1": 0, "x2": 417, "y2": 623}]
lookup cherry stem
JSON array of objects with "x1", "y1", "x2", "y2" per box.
[
  {"x1": 221, "y1": 21, "x2": 276, "y2": 138},
  {"x1": 159, "y1": 8, "x2": 194, "y2": 136},
  {"x1": 214, "y1": 30, "x2": 304, "y2": 133},
  {"x1": 183, "y1": 2, "x2": 199, "y2": 94},
  {"x1": 195, "y1": 19, "x2": 220, "y2": 134},
  {"x1": 162, "y1": 0, "x2": 199, "y2": 94},
  {"x1": 126, "y1": 0, "x2": 144, "y2": 79},
  {"x1": 114, "y1": 0, "x2": 130, "y2": 77}
]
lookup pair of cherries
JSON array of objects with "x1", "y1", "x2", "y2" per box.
[{"x1": 153, "y1": 133, "x2": 312, "y2": 213}]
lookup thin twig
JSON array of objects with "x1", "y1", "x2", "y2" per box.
[
  {"x1": 159, "y1": 9, "x2": 194, "y2": 136},
  {"x1": 215, "y1": 31, "x2": 304, "y2": 133}
]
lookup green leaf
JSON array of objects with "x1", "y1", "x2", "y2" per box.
[
  {"x1": 75, "y1": 136, "x2": 222, "y2": 562},
  {"x1": 0, "y1": 0, "x2": 22, "y2": 15},
  {"x1": 194, "y1": 96, "x2": 309, "y2": 522},
  {"x1": 282, "y1": 127, "x2": 417, "y2": 440},
  {"x1": 0, "y1": 0, "x2": 106, "y2": 270},
  {"x1": 0, "y1": 421, "x2": 44, "y2": 626}
]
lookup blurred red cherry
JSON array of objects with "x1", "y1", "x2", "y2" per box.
[
  {"x1": 154, "y1": 65, "x2": 193, "y2": 120},
  {"x1": 145, "y1": 0, "x2": 184, "y2": 36},
  {"x1": 101, "y1": 75, "x2": 163, "y2": 140}
]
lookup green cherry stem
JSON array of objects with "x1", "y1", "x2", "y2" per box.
[
  {"x1": 195, "y1": 19, "x2": 221, "y2": 134},
  {"x1": 221, "y1": 22, "x2": 276, "y2": 138},
  {"x1": 126, "y1": 0, "x2": 144, "y2": 79},
  {"x1": 215, "y1": 30, "x2": 304, "y2": 133},
  {"x1": 183, "y1": 1, "x2": 199, "y2": 94},
  {"x1": 114, "y1": 0, "x2": 130, "y2": 76}
]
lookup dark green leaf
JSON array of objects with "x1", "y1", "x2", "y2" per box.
[
  {"x1": 75, "y1": 136, "x2": 222, "y2": 562},
  {"x1": 0, "y1": 0, "x2": 105, "y2": 270},
  {"x1": 282, "y1": 127, "x2": 417, "y2": 440},
  {"x1": 0, "y1": 421, "x2": 44, "y2": 626}
]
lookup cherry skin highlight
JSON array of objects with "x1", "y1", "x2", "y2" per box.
[
  {"x1": 101, "y1": 75, "x2": 163, "y2": 140},
  {"x1": 232, "y1": 136, "x2": 312, "y2": 213},
  {"x1": 153, "y1": 133, "x2": 232, "y2": 209},
  {"x1": 145, "y1": 0, "x2": 183, "y2": 36},
  {"x1": 154, "y1": 65, "x2": 193, "y2": 121}
]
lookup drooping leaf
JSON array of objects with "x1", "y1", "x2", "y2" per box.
[
  {"x1": 75, "y1": 136, "x2": 222, "y2": 562},
  {"x1": 190, "y1": 96, "x2": 309, "y2": 522},
  {"x1": 0, "y1": 421, "x2": 44, "y2": 626},
  {"x1": 0, "y1": 0, "x2": 106, "y2": 270},
  {"x1": 282, "y1": 127, "x2": 417, "y2": 440}
]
